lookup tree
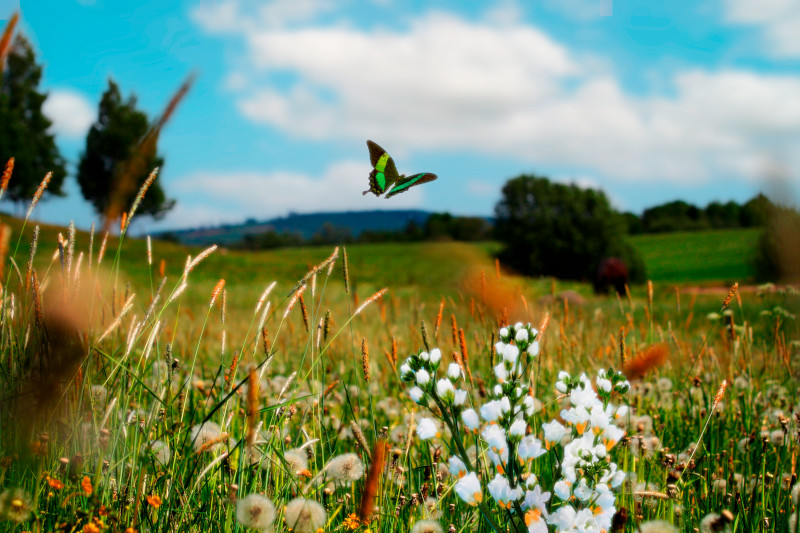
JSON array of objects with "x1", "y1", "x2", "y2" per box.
[
  {"x1": 621, "y1": 212, "x2": 644, "y2": 234},
  {"x1": 705, "y1": 201, "x2": 741, "y2": 229},
  {"x1": 740, "y1": 193, "x2": 774, "y2": 227},
  {"x1": 641, "y1": 200, "x2": 708, "y2": 233},
  {"x1": 77, "y1": 79, "x2": 174, "y2": 223},
  {"x1": 494, "y1": 175, "x2": 645, "y2": 284},
  {"x1": 0, "y1": 35, "x2": 67, "y2": 205}
]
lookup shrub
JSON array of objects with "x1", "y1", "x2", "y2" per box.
[
  {"x1": 754, "y1": 203, "x2": 800, "y2": 282},
  {"x1": 494, "y1": 175, "x2": 645, "y2": 283}
]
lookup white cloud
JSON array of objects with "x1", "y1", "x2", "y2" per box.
[
  {"x1": 191, "y1": 0, "x2": 333, "y2": 32},
  {"x1": 195, "y1": 7, "x2": 800, "y2": 187},
  {"x1": 724, "y1": 0, "x2": 800, "y2": 57},
  {"x1": 224, "y1": 71, "x2": 250, "y2": 91},
  {"x1": 190, "y1": 1, "x2": 242, "y2": 32},
  {"x1": 166, "y1": 159, "x2": 425, "y2": 225},
  {"x1": 42, "y1": 89, "x2": 95, "y2": 140},
  {"x1": 484, "y1": 0, "x2": 524, "y2": 25},
  {"x1": 541, "y1": 0, "x2": 612, "y2": 21}
]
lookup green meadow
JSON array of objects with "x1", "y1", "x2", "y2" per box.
[
  {"x1": 629, "y1": 228, "x2": 760, "y2": 284},
  {"x1": 7, "y1": 215, "x2": 762, "y2": 293},
  {"x1": 0, "y1": 211, "x2": 797, "y2": 533}
]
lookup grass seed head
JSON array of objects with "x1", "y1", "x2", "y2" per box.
[
  {"x1": 0, "y1": 13, "x2": 19, "y2": 69},
  {"x1": 712, "y1": 380, "x2": 728, "y2": 410},
  {"x1": 342, "y1": 247, "x2": 350, "y2": 293},
  {"x1": 420, "y1": 320, "x2": 430, "y2": 352},
  {"x1": 245, "y1": 368, "x2": 259, "y2": 446},
  {"x1": 359, "y1": 440, "x2": 386, "y2": 522},
  {"x1": 361, "y1": 338, "x2": 370, "y2": 382},
  {"x1": 298, "y1": 293, "x2": 309, "y2": 331},
  {"x1": 25, "y1": 171, "x2": 51, "y2": 221},
  {"x1": 434, "y1": 298, "x2": 445, "y2": 336},
  {"x1": 622, "y1": 343, "x2": 668, "y2": 380},
  {"x1": 354, "y1": 287, "x2": 388, "y2": 316},
  {"x1": 0, "y1": 157, "x2": 13, "y2": 198},
  {"x1": 209, "y1": 279, "x2": 225, "y2": 308},
  {"x1": 349, "y1": 420, "x2": 371, "y2": 458},
  {"x1": 721, "y1": 282, "x2": 738, "y2": 311}
]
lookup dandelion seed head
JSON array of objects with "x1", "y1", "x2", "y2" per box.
[
  {"x1": 190, "y1": 421, "x2": 222, "y2": 452},
  {"x1": 146, "y1": 440, "x2": 171, "y2": 467},
  {"x1": 325, "y1": 452, "x2": 364, "y2": 483},
  {"x1": 236, "y1": 493, "x2": 276, "y2": 530},
  {"x1": 699, "y1": 512, "x2": 732, "y2": 533},
  {"x1": 638, "y1": 520, "x2": 678, "y2": 533},
  {"x1": 284, "y1": 498, "x2": 326, "y2": 533},
  {"x1": 0, "y1": 488, "x2": 32, "y2": 523},
  {"x1": 410, "y1": 519, "x2": 443, "y2": 533},
  {"x1": 90, "y1": 385, "x2": 108, "y2": 407},
  {"x1": 284, "y1": 448, "x2": 309, "y2": 475}
]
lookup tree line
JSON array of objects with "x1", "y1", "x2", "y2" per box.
[
  {"x1": 623, "y1": 195, "x2": 773, "y2": 234},
  {"x1": 236, "y1": 213, "x2": 494, "y2": 250},
  {"x1": 0, "y1": 32, "x2": 174, "y2": 223}
]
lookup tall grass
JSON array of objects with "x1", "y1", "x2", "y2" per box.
[{"x1": 0, "y1": 196, "x2": 797, "y2": 532}]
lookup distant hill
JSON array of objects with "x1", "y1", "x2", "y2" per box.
[{"x1": 158, "y1": 209, "x2": 436, "y2": 246}]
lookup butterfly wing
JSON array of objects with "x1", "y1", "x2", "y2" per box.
[
  {"x1": 364, "y1": 140, "x2": 400, "y2": 196},
  {"x1": 384, "y1": 173, "x2": 437, "y2": 198}
]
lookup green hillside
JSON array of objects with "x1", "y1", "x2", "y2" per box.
[
  {"x1": 629, "y1": 227, "x2": 760, "y2": 283},
  {"x1": 2, "y1": 214, "x2": 761, "y2": 299}
]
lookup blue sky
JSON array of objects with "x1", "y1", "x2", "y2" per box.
[{"x1": 10, "y1": 0, "x2": 800, "y2": 232}]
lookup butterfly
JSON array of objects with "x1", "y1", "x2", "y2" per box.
[{"x1": 362, "y1": 140, "x2": 437, "y2": 198}]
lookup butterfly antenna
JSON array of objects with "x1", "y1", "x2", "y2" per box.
[{"x1": 362, "y1": 190, "x2": 370, "y2": 196}]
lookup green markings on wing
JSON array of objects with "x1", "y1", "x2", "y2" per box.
[
  {"x1": 375, "y1": 152, "x2": 389, "y2": 173},
  {"x1": 365, "y1": 140, "x2": 400, "y2": 196},
  {"x1": 364, "y1": 140, "x2": 438, "y2": 198},
  {"x1": 385, "y1": 172, "x2": 438, "y2": 198}
]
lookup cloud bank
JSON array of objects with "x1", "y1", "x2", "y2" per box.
[{"x1": 190, "y1": 4, "x2": 800, "y2": 191}]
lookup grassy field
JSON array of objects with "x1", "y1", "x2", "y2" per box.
[
  {"x1": 0, "y1": 208, "x2": 797, "y2": 533},
  {"x1": 629, "y1": 228, "x2": 760, "y2": 284}
]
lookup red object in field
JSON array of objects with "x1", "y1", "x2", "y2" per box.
[{"x1": 595, "y1": 257, "x2": 629, "y2": 295}]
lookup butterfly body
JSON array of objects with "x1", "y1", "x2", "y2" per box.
[{"x1": 363, "y1": 140, "x2": 437, "y2": 198}]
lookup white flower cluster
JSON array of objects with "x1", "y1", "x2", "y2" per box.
[
  {"x1": 400, "y1": 323, "x2": 632, "y2": 533},
  {"x1": 400, "y1": 348, "x2": 470, "y2": 441},
  {"x1": 546, "y1": 369, "x2": 630, "y2": 532}
]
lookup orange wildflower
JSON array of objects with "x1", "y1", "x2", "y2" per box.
[
  {"x1": 81, "y1": 476, "x2": 93, "y2": 496},
  {"x1": 146, "y1": 494, "x2": 162, "y2": 508},
  {"x1": 343, "y1": 513, "x2": 360, "y2": 530}
]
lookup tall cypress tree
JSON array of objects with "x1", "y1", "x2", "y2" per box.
[
  {"x1": 0, "y1": 34, "x2": 67, "y2": 205},
  {"x1": 77, "y1": 79, "x2": 173, "y2": 222}
]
